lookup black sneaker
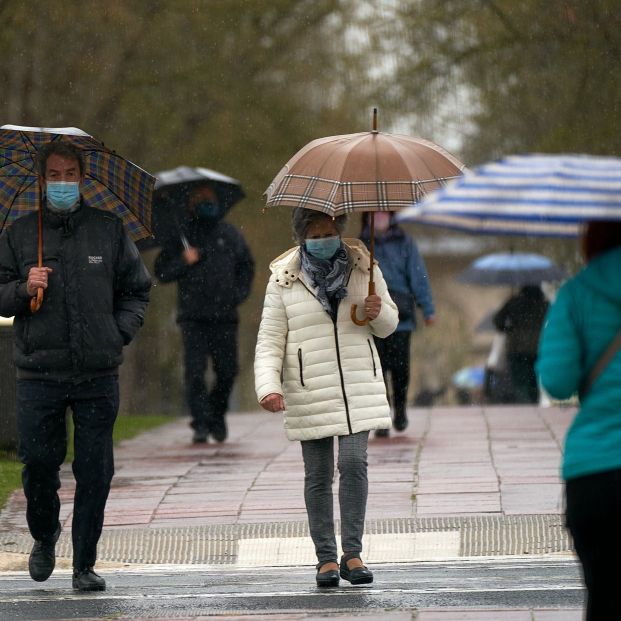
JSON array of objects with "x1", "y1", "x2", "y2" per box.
[
  {"x1": 210, "y1": 416, "x2": 228, "y2": 443},
  {"x1": 28, "y1": 523, "x2": 61, "y2": 582},
  {"x1": 192, "y1": 429, "x2": 208, "y2": 443},
  {"x1": 72, "y1": 567, "x2": 106, "y2": 591},
  {"x1": 393, "y1": 410, "x2": 408, "y2": 431}
]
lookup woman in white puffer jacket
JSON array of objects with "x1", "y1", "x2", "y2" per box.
[{"x1": 255, "y1": 207, "x2": 398, "y2": 588}]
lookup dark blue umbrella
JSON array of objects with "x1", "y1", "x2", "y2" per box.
[{"x1": 457, "y1": 252, "x2": 565, "y2": 287}]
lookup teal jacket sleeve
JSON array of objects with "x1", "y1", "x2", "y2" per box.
[{"x1": 536, "y1": 284, "x2": 583, "y2": 400}]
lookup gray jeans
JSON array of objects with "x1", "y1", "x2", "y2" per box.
[{"x1": 300, "y1": 431, "x2": 369, "y2": 565}]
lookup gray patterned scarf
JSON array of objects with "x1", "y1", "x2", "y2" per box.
[{"x1": 299, "y1": 243, "x2": 349, "y2": 316}]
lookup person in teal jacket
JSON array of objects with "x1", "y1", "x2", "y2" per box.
[{"x1": 537, "y1": 220, "x2": 621, "y2": 621}]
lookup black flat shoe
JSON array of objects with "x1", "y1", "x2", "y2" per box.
[
  {"x1": 339, "y1": 554, "x2": 373, "y2": 585},
  {"x1": 316, "y1": 562, "x2": 339, "y2": 588}
]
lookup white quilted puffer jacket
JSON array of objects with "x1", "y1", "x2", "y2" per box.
[{"x1": 254, "y1": 238, "x2": 399, "y2": 441}]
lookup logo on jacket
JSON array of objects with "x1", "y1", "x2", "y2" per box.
[{"x1": 88, "y1": 256, "x2": 103, "y2": 264}]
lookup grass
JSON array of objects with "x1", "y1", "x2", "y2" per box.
[{"x1": 0, "y1": 414, "x2": 174, "y2": 512}]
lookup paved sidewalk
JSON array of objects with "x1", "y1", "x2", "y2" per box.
[
  {"x1": 0, "y1": 405, "x2": 574, "y2": 530},
  {"x1": 0, "y1": 404, "x2": 582, "y2": 618}
]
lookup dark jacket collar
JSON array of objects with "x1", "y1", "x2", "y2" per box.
[{"x1": 42, "y1": 199, "x2": 86, "y2": 233}]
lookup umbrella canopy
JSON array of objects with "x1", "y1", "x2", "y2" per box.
[
  {"x1": 396, "y1": 153, "x2": 621, "y2": 237},
  {"x1": 264, "y1": 132, "x2": 464, "y2": 216},
  {"x1": 0, "y1": 125, "x2": 154, "y2": 241},
  {"x1": 0, "y1": 125, "x2": 154, "y2": 312},
  {"x1": 457, "y1": 252, "x2": 566, "y2": 287},
  {"x1": 139, "y1": 165, "x2": 244, "y2": 250},
  {"x1": 264, "y1": 110, "x2": 465, "y2": 325}
]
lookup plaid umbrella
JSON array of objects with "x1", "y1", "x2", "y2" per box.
[
  {"x1": 396, "y1": 153, "x2": 621, "y2": 237},
  {"x1": 264, "y1": 109, "x2": 465, "y2": 324},
  {"x1": 0, "y1": 125, "x2": 155, "y2": 312},
  {"x1": 0, "y1": 125, "x2": 154, "y2": 241}
]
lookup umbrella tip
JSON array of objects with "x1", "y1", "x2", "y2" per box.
[{"x1": 372, "y1": 108, "x2": 378, "y2": 132}]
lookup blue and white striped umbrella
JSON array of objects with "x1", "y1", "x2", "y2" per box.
[{"x1": 396, "y1": 154, "x2": 621, "y2": 237}]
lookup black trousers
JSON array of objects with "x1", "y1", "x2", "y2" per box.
[
  {"x1": 565, "y1": 468, "x2": 621, "y2": 620},
  {"x1": 374, "y1": 331, "x2": 411, "y2": 416},
  {"x1": 507, "y1": 352, "x2": 539, "y2": 404},
  {"x1": 16, "y1": 375, "x2": 119, "y2": 570},
  {"x1": 181, "y1": 321, "x2": 238, "y2": 431}
]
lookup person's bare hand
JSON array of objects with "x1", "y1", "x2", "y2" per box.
[
  {"x1": 260, "y1": 393, "x2": 285, "y2": 412},
  {"x1": 183, "y1": 247, "x2": 200, "y2": 265},
  {"x1": 26, "y1": 267, "x2": 53, "y2": 297},
  {"x1": 364, "y1": 294, "x2": 381, "y2": 320},
  {"x1": 424, "y1": 315, "x2": 436, "y2": 327}
]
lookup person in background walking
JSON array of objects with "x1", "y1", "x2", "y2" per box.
[
  {"x1": 359, "y1": 211, "x2": 435, "y2": 435},
  {"x1": 537, "y1": 220, "x2": 621, "y2": 620},
  {"x1": 255, "y1": 207, "x2": 398, "y2": 588},
  {"x1": 0, "y1": 141, "x2": 151, "y2": 591},
  {"x1": 494, "y1": 284, "x2": 548, "y2": 404},
  {"x1": 154, "y1": 183, "x2": 254, "y2": 444}
]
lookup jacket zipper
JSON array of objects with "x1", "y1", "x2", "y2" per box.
[
  {"x1": 367, "y1": 339, "x2": 377, "y2": 377},
  {"x1": 333, "y1": 316, "x2": 353, "y2": 434},
  {"x1": 298, "y1": 271, "x2": 354, "y2": 434},
  {"x1": 297, "y1": 348, "x2": 305, "y2": 387}
]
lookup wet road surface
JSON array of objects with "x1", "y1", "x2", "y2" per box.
[{"x1": 0, "y1": 557, "x2": 583, "y2": 620}]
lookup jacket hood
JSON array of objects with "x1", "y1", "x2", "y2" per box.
[
  {"x1": 269, "y1": 238, "x2": 372, "y2": 289},
  {"x1": 577, "y1": 245, "x2": 621, "y2": 306}
]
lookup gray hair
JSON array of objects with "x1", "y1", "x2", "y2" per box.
[{"x1": 291, "y1": 207, "x2": 347, "y2": 244}]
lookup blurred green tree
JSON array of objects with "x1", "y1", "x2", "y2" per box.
[
  {"x1": 369, "y1": 0, "x2": 621, "y2": 164},
  {"x1": 0, "y1": 0, "x2": 377, "y2": 413}
]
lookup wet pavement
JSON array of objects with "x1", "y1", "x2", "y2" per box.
[{"x1": 0, "y1": 404, "x2": 584, "y2": 619}]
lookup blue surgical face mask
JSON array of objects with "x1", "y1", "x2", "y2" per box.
[
  {"x1": 195, "y1": 201, "x2": 220, "y2": 219},
  {"x1": 305, "y1": 236, "x2": 341, "y2": 260},
  {"x1": 46, "y1": 181, "x2": 80, "y2": 211}
]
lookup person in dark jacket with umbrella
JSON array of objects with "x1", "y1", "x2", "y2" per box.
[
  {"x1": 0, "y1": 141, "x2": 151, "y2": 592},
  {"x1": 154, "y1": 183, "x2": 254, "y2": 444}
]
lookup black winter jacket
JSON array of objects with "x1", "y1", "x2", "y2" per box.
[
  {"x1": 0, "y1": 203, "x2": 151, "y2": 377},
  {"x1": 154, "y1": 219, "x2": 254, "y2": 324}
]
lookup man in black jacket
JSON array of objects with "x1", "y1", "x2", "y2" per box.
[
  {"x1": 154, "y1": 184, "x2": 254, "y2": 444},
  {"x1": 0, "y1": 142, "x2": 151, "y2": 592}
]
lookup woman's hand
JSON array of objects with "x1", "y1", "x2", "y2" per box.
[
  {"x1": 364, "y1": 294, "x2": 381, "y2": 320},
  {"x1": 260, "y1": 393, "x2": 285, "y2": 412}
]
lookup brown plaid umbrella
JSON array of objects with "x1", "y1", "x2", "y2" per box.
[{"x1": 264, "y1": 109, "x2": 466, "y2": 324}]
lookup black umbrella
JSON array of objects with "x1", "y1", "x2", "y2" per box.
[{"x1": 137, "y1": 165, "x2": 244, "y2": 250}]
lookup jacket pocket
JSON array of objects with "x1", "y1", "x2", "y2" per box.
[
  {"x1": 367, "y1": 339, "x2": 377, "y2": 377},
  {"x1": 297, "y1": 348, "x2": 306, "y2": 387}
]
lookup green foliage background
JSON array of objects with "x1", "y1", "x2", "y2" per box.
[{"x1": 0, "y1": 1, "x2": 617, "y2": 411}]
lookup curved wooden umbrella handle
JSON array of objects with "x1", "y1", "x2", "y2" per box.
[
  {"x1": 30, "y1": 288, "x2": 43, "y2": 313},
  {"x1": 351, "y1": 281, "x2": 376, "y2": 327},
  {"x1": 350, "y1": 304, "x2": 370, "y2": 326}
]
